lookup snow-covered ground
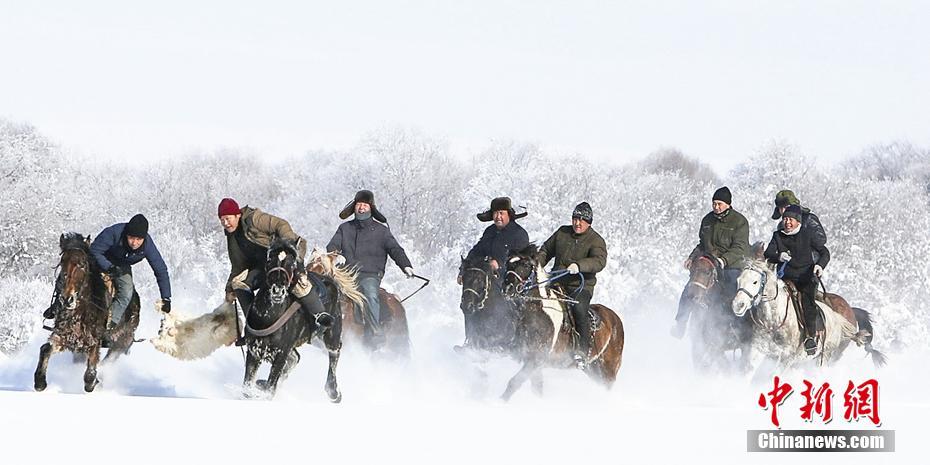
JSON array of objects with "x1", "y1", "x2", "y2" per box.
[{"x1": 1, "y1": 297, "x2": 922, "y2": 464}]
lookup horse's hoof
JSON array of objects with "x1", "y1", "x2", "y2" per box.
[
  {"x1": 256, "y1": 379, "x2": 269, "y2": 391},
  {"x1": 84, "y1": 380, "x2": 97, "y2": 392},
  {"x1": 34, "y1": 380, "x2": 47, "y2": 392},
  {"x1": 327, "y1": 385, "x2": 342, "y2": 403}
]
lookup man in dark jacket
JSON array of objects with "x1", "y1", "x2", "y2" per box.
[
  {"x1": 536, "y1": 202, "x2": 608, "y2": 369},
  {"x1": 327, "y1": 190, "x2": 414, "y2": 335},
  {"x1": 771, "y1": 189, "x2": 827, "y2": 258},
  {"x1": 465, "y1": 197, "x2": 530, "y2": 277},
  {"x1": 218, "y1": 198, "x2": 329, "y2": 346},
  {"x1": 672, "y1": 186, "x2": 750, "y2": 338},
  {"x1": 457, "y1": 197, "x2": 530, "y2": 350},
  {"x1": 88, "y1": 214, "x2": 171, "y2": 329},
  {"x1": 764, "y1": 204, "x2": 830, "y2": 355}
]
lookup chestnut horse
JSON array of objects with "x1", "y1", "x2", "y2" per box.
[
  {"x1": 34, "y1": 233, "x2": 140, "y2": 392},
  {"x1": 500, "y1": 244, "x2": 624, "y2": 400},
  {"x1": 308, "y1": 249, "x2": 411, "y2": 358}
]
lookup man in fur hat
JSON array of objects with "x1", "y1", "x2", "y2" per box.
[
  {"x1": 54, "y1": 214, "x2": 172, "y2": 330},
  {"x1": 537, "y1": 201, "x2": 608, "y2": 369},
  {"x1": 457, "y1": 196, "x2": 530, "y2": 350},
  {"x1": 327, "y1": 190, "x2": 414, "y2": 339},
  {"x1": 218, "y1": 198, "x2": 330, "y2": 346},
  {"x1": 672, "y1": 186, "x2": 750, "y2": 338}
]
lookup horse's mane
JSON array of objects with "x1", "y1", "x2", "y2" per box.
[
  {"x1": 307, "y1": 248, "x2": 366, "y2": 309},
  {"x1": 59, "y1": 232, "x2": 89, "y2": 252}
]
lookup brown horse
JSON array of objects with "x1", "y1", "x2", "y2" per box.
[
  {"x1": 499, "y1": 244, "x2": 624, "y2": 400},
  {"x1": 307, "y1": 249, "x2": 411, "y2": 358},
  {"x1": 680, "y1": 254, "x2": 752, "y2": 373},
  {"x1": 34, "y1": 233, "x2": 140, "y2": 392}
]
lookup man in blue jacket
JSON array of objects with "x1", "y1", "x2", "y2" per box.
[
  {"x1": 90, "y1": 214, "x2": 172, "y2": 328},
  {"x1": 327, "y1": 190, "x2": 414, "y2": 337}
]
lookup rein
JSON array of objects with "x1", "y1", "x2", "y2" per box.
[{"x1": 739, "y1": 267, "x2": 789, "y2": 332}]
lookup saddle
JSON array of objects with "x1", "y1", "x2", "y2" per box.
[{"x1": 550, "y1": 284, "x2": 601, "y2": 342}]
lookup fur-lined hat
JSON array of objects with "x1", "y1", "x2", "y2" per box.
[
  {"x1": 339, "y1": 190, "x2": 387, "y2": 223},
  {"x1": 476, "y1": 197, "x2": 528, "y2": 222}
]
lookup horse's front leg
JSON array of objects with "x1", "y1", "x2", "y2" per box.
[
  {"x1": 34, "y1": 339, "x2": 61, "y2": 391},
  {"x1": 84, "y1": 347, "x2": 101, "y2": 392},
  {"x1": 324, "y1": 346, "x2": 342, "y2": 403},
  {"x1": 263, "y1": 349, "x2": 293, "y2": 398},
  {"x1": 242, "y1": 347, "x2": 260, "y2": 394}
]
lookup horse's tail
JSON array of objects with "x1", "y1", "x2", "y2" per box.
[{"x1": 852, "y1": 307, "x2": 888, "y2": 368}]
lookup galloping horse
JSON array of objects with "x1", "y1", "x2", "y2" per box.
[
  {"x1": 308, "y1": 249, "x2": 411, "y2": 358},
  {"x1": 499, "y1": 245, "x2": 624, "y2": 400},
  {"x1": 242, "y1": 239, "x2": 343, "y2": 401},
  {"x1": 680, "y1": 254, "x2": 752, "y2": 373},
  {"x1": 732, "y1": 258, "x2": 887, "y2": 373},
  {"x1": 34, "y1": 233, "x2": 140, "y2": 392},
  {"x1": 458, "y1": 255, "x2": 519, "y2": 353}
]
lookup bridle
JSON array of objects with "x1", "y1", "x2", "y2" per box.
[{"x1": 462, "y1": 267, "x2": 492, "y2": 310}]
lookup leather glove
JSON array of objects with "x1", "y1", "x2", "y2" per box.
[
  {"x1": 567, "y1": 263, "x2": 580, "y2": 275},
  {"x1": 161, "y1": 298, "x2": 171, "y2": 314},
  {"x1": 108, "y1": 264, "x2": 130, "y2": 277},
  {"x1": 404, "y1": 267, "x2": 415, "y2": 278},
  {"x1": 813, "y1": 265, "x2": 823, "y2": 278},
  {"x1": 779, "y1": 252, "x2": 792, "y2": 263}
]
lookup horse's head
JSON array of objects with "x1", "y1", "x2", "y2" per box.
[
  {"x1": 460, "y1": 255, "x2": 495, "y2": 311},
  {"x1": 502, "y1": 244, "x2": 539, "y2": 298},
  {"x1": 57, "y1": 233, "x2": 92, "y2": 310},
  {"x1": 265, "y1": 238, "x2": 301, "y2": 305},
  {"x1": 732, "y1": 259, "x2": 776, "y2": 317},
  {"x1": 684, "y1": 255, "x2": 719, "y2": 304}
]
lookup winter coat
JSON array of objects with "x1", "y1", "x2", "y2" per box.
[
  {"x1": 225, "y1": 206, "x2": 306, "y2": 293},
  {"x1": 466, "y1": 220, "x2": 530, "y2": 267},
  {"x1": 689, "y1": 208, "x2": 750, "y2": 269},
  {"x1": 90, "y1": 223, "x2": 171, "y2": 299},
  {"x1": 764, "y1": 224, "x2": 830, "y2": 280},
  {"x1": 537, "y1": 225, "x2": 608, "y2": 293},
  {"x1": 327, "y1": 218, "x2": 412, "y2": 277}
]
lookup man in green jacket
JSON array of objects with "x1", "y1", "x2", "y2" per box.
[
  {"x1": 217, "y1": 198, "x2": 329, "y2": 346},
  {"x1": 672, "y1": 186, "x2": 750, "y2": 338},
  {"x1": 536, "y1": 202, "x2": 608, "y2": 369}
]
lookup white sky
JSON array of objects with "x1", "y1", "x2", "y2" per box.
[{"x1": 1, "y1": 1, "x2": 928, "y2": 171}]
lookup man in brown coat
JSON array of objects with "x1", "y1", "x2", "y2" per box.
[
  {"x1": 217, "y1": 198, "x2": 328, "y2": 345},
  {"x1": 536, "y1": 202, "x2": 608, "y2": 369}
]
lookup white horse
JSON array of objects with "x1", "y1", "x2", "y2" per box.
[{"x1": 731, "y1": 259, "x2": 872, "y2": 373}]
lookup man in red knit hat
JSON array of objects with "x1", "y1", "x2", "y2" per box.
[{"x1": 217, "y1": 198, "x2": 330, "y2": 345}]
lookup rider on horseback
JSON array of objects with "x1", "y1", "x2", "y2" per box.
[
  {"x1": 771, "y1": 189, "x2": 827, "y2": 261},
  {"x1": 536, "y1": 202, "x2": 608, "y2": 369},
  {"x1": 218, "y1": 198, "x2": 329, "y2": 346},
  {"x1": 326, "y1": 190, "x2": 414, "y2": 344},
  {"x1": 458, "y1": 196, "x2": 529, "y2": 350},
  {"x1": 764, "y1": 204, "x2": 831, "y2": 356},
  {"x1": 673, "y1": 186, "x2": 749, "y2": 338},
  {"x1": 44, "y1": 214, "x2": 172, "y2": 332}
]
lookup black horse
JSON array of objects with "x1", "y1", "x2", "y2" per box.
[
  {"x1": 458, "y1": 255, "x2": 519, "y2": 353},
  {"x1": 242, "y1": 238, "x2": 343, "y2": 401},
  {"x1": 34, "y1": 233, "x2": 140, "y2": 392}
]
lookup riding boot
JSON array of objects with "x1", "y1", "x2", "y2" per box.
[
  {"x1": 234, "y1": 289, "x2": 254, "y2": 346},
  {"x1": 298, "y1": 292, "x2": 333, "y2": 340},
  {"x1": 571, "y1": 290, "x2": 594, "y2": 369},
  {"x1": 801, "y1": 286, "x2": 819, "y2": 356}
]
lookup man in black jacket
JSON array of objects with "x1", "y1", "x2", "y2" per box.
[
  {"x1": 327, "y1": 190, "x2": 414, "y2": 336},
  {"x1": 771, "y1": 189, "x2": 827, "y2": 246},
  {"x1": 457, "y1": 197, "x2": 529, "y2": 350},
  {"x1": 764, "y1": 205, "x2": 830, "y2": 355}
]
